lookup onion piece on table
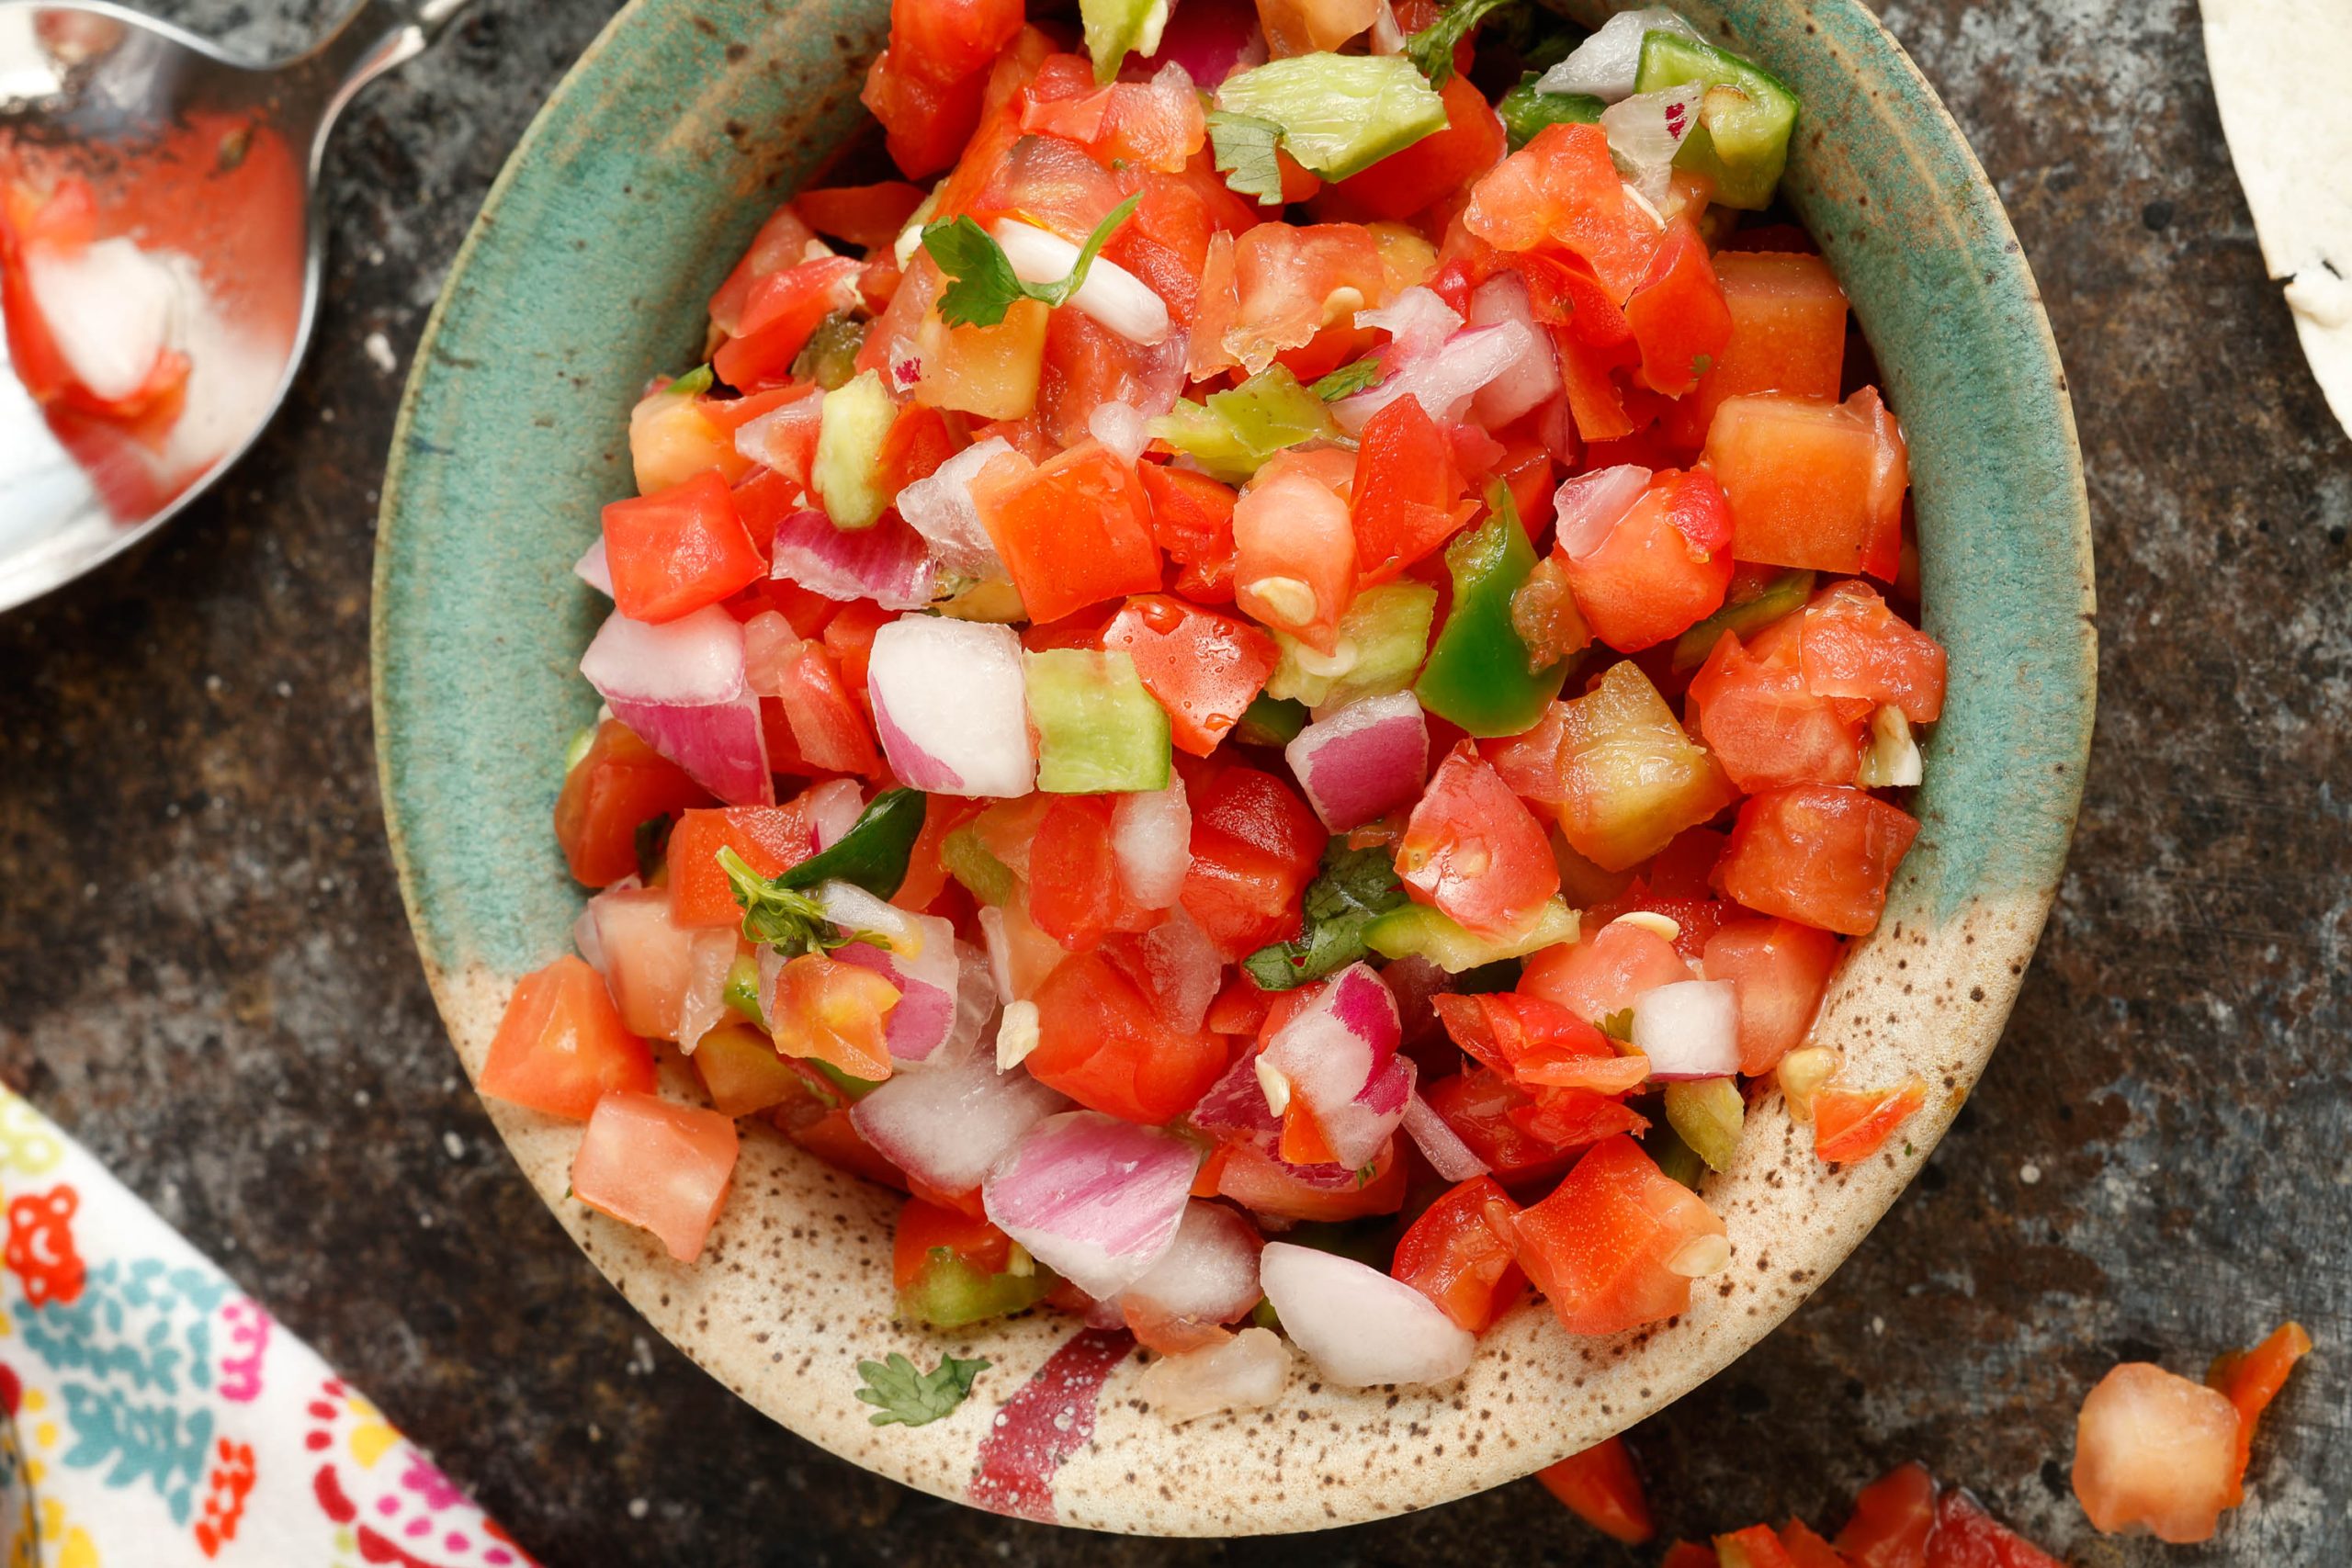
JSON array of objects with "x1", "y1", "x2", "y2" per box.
[
  {"x1": 1258, "y1": 1243, "x2": 1475, "y2": 1387},
  {"x1": 982, "y1": 1111, "x2": 1199, "y2": 1298},
  {"x1": 1632, "y1": 978, "x2": 1741, "y2": 1079},
  {"x1": 894, "y1": 436, "x2": 1012, "y2": 581},
  {"x1": 1533, "y1": 6, "x2": 1702, "y2": 103},
  {"x1": 1284, "y1": 690, "x2": 1430, "y2": 831},
  {"x1": 1137, "y1": 1326, "x2": 1293, "y2": 1425},
  {"x1": 866, "y1": 615, "x2": 1035, "y2": 797},
  {"x1": 1112, "y1": 779, "x2": 1193, "y2": 908},
  {"x1": 851, "y1": 1040, "x2": 1069, "y2": 1197},
  {"x1": 770, "y1": 507, "x2": 935, "y2": 611},
  {"x1": 1261, "y1": 963, "x2": 1413, "y2": 1168},
  {"x1": 989, "y1": 220, "x2": 1171, "y2": 347},
  {"x1": 1116, "y1": 1200, "x2": 1264, "y2": 1352}
]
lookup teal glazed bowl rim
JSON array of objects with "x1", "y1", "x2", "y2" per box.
[{"x1": 372, "y1": 0, "x2": 2095, "y2": 1536}]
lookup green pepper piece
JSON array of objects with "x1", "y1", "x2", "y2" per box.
[
  {"x1": 1265, "y1": 581, "x2": 1438, "y2": 710},
  {"x1": 1233, "y1": 692, "x2": 1311, "y2": 749},
  {"x1": 1664, "y1": 1077, "x2": 1746, "y2": 1172},
  {"x1": 807, "y1": 1057, "x2": 885, "y2": 1102},
  {"x1": 775, "y1": 788, "x2": 928, "y2": 899},
  {"x1": 1363, "y1": 898, "x2": 1578, "y2": 972},
  {"x1": 939, "y1": 821, "x2": 1016, "y2": 907},
  {"x1": 721, "y1": 953, "x2": 765, "y2": 1027},
  {"x1": 899, "y1": 1251, "x2": 1058, "y2": 1328},
  {"x1": 1645, "y1": 1120, "x2": 1708, "y2": 1190},
  {"x1": 1148, "y1": 367, "x2": 1339, "y2": 484},
  {"x1": 1496, "y1": 73, "x2": 1606, "y2": 150},
  {"x1": 1414, "y1": 485, "x2": 1570, "y2": 737},
  {"x1": 1214, "y1": 54, "x2": 1450, "y2": 181},
  {"x1": 1669, "y1": 568, "x2": 1816, "y2": 671},
  {"x1": 1243, "y1": 841, "x2": 1409, "y2": 991},
  {"x1": 1634, "y1": 32, "x2": 1801, "y2": 211},
  {"x1": 1250, "y1": 1295, "x2": 1282, "y2": 1332},
  {"x1": 1024, "y1": 649, "x2": 1173, "y2": 794}
]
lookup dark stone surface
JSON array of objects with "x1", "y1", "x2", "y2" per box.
[{"x1": 1, "y1": 0, "x2": 2344, "y2": 1562}]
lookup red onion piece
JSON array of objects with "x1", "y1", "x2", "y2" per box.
[
  {"x1": 867, "y1": 616, "x2": 1035, "y2": 797},
  {"x1": 1258, "y1": 1243, "x2": 1475, "y2": 1387},
  {"x1": 1144, "y1": 0, "x2": 1267, "y2": 91},
  {"x1": 580, "y1": 604, "x2": 747, "y2": 707},
  {"x1": 1333, "y1": 321, "x2": 1538, "y2": 434},
  {"x1": 851, "y1": 1044, "x2": 1068, "y2": 1196},
  {"x1": 607, "y1": 694, "x2": 772, "y2": 807},
  {"x1": 1112, "y1": 780, "x2": 1193, "y2": 908},
  {"x1": 1283, "y1": 691, "x2": 1430, "y2": 831},
  {"x1": 1632, "y1": 977, "x2": 1741, "y2": 1079},
  {"x1": 1555, "y1": 465, "x2": 1653, "y2": 561},
  {"x1": 1186, "y1": 1052, "x2": 1364, "y2": 1190},
  {"x1": 1601, "y1": 82, "x2": 1706, "y2": 208},
  {"x1": 982, "y1": 1111, "x2": 1200, "y2": 1298},
  {"x1": 771, "y1": 506, "x2": 935, "y2": 612},
  {"x1": 803, "y1": 779, "x2": 865, "y2": 850},
  {"x1": 1400, "y1": 1091, "x2": 1489, "y2": 1181},
  {"x1": 1467, "y1": 274, "x2": 1562, "y2": 428},
  {"x1": 1262, "y1": 964, "x2": 1410, "y2": 1168}
]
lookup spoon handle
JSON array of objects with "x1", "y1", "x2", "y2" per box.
[{"x1": 284, "y1": 0, "x2": 476, "y2": 145}]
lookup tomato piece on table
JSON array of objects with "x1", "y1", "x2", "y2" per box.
[
  {"x1": 1028, "y1": 795, "x2": 1159, "y2": 951},
  {"x1": 1705, "y1": 388, "x2": 1909, "y2": 581},
  {"x1": 1511, "y1": 1135, "x2": 1726, "y2": 1337},
  {"x1": 1558, "y1": 468, "x2": 1735, "y2": 652},
  {"x1": 1780, "y1": 1520, "x2": 1849, "y2": 1568},
  {"x1": 571, "y1": 1091, "x2": 741, "y2": 1263},
  {"x1": 480, "y1": 956, "x2": 657, "y2": 1120},
  {"x1": 1660, "y1": 1546, "x2": 1719, "y2": 1568},
  {"x1": 973, "y1": 441, "x2": 1163, "y2": 624},
  {"x1": 1813, "y1": 1077, "x2": 1928, "y2": 1163},
  {"x1": 1392, "y1": 1175, "x2": 1525, "y2": 1331},
  {"x1": 1702, "y1": 917, "x2": 1842, "y2": 1075},
  {"x1": 1623, "y1": 223, "x2": 1732, "y2": 398},
  {"x1": 666, "y1": 801, "x2": 819, "y2": 928},
  {"x1": 1329, "y1": 73, "x2": 1507, "y2": 221},
  {"x1": 601, "y1": 470, "x2": 768, "y2": 625},
  {"x1": 1178, "y1": 757, "x2": 1324, "y2": 958},
  {"x1": 1715, "y1": 1524, "x2": 1801, "y2": 1568},
  {"x1": 1351, "y1": 394, "x2": 1474, "y2": 588},
  {"x1": 1548, "y1": 661, "x2": 1737, "y2": 873},
  {"x1": 1687, "y1": 621, "x2": 1867, "y2": 792},
  {"x1": 1026, "y1": 952, "x2": 1228, "y2": 1122},
  {"x1": 1213, "y1": 1139, "x2": 1406, "y2": 1222},
  {"x1": 1663, "y1": 249, "x2": 1848, "y2": 447},
  {"x1": 1535, "y1": 1435, "x2": 1654, "y2": 1544},
  {"x1": 1836, "y1": 1462, "x2": 1937, "y2": 1568},
  {"x1": 771, "y1": 951, "x2": 899, "y2": 1081},
  {"x1": 1101, "y1": 594, "x2": 1278, "y2": 756},
  {"x1": 1925, "y1": 1488, "x2": 2064, "y2": 1568},
  {"x1": 1138, "y1": 461, "x2": 1241, "y2": 603},
  {"x1": 1714, "y1": 784, "x2": 1921, "y2": 936},
  {"x1": 1397, "y1": 742, "x2": 1561, "y2": 941},
  {"x1": 1799, "y1": 581, "x2": 1949, "y2": 725},
  {"x1": 2209, "y1": 1321, "x2": 2315, "y2": 1506},
  {"x1": 555, "y1": 719, "x2": 714, "y2": 886}
]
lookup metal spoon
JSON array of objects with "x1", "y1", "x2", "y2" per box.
[{"x1": 0, "y1": 0, "x2": 469, "y2": 614}]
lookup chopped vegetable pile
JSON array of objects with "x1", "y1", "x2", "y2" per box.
[{"x1": 489, "y1": 0, "x2": 1953, "y2": 1419}]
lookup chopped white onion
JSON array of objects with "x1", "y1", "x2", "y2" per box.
[
  {"x1": 1601, "y1": 82, "x2": 1705, "y2": 208},
  {"x1": 1333, "y1": 321, "x2": 1539, "y2": 434},
  {"x1": 989, "y1": 219, "x2": 1171, "y2": 346},
  {"x1": 894, "y1": 437, "x2": 1012, "y2": 581},
  {"x1": 1355, "y1": 285, "x2": 1461, "y2": 365},
  {"x1": 1112, "y1": 780, "x2": 1193, "y2": 908},
  {"x1": 573, "y1": 537, "x2": 614, "y2": 597},
  {"x1": 1554, "y1": 465, "x2": 1654, "y2": 560},
  {"x1": 673, "y1": 929, "x2": 741, "y2": 1055},
  {"x1": 1137, "y1": 1326, "x2": 1293, "y2": 1424},
  {"x1": 804, "y1": 779, "x2": 865, "y2": 850},
  {"x1": 1088, "y1": 401, "x2": 1150, "y2": 465},
  {"x1": 1467, "y1": 273, "x2": 1563, "y2": 428},
  {"x1": 1632, "y1": 978, "x2": 1741, "y2": 1079},
  {"x1": 1534, "y1": 6, "x2": 1703, "y2": 104},
  {"x1": 982, "y1": 1111, "x2": 1200, "y2": 1298},
  {"x1": 1117, "y1": 1201, "x2": 1263, "y2": 1337},
  {"x1": 1258, "y1": 1244, "x2": 1475, "y2": 1387},
  {"x1": 1400, "y1": 1091, "x2": 1488, "y2": 1181},
  {"x1": 580, "y1": 604, "x2": 747, "y2": 707},
  {"x1": 866, "y1": 616, "x2": 1035, "y2": 796},
  {"x1": 1284, "y1": 690, "x2": 1430, "y2": 831},
  {"x1": 851, "y1": 1040, "x2": 1068, "y2": 1195}
]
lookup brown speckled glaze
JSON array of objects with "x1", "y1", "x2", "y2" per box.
[{"x1": 376, "y1": 0, "x2": 2093, "y2": 1536}]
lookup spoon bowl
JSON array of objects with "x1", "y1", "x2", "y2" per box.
[{"x1": 0, "y1": 0, "x2": 465, "y2": 614}]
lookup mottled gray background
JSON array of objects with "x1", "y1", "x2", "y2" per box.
[{"x1": 1, "y1": 0, "x2": 2344, "y2": 1562}]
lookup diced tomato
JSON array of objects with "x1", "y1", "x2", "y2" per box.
[
  {"x1": 601, "y1": 470, "x2": 768, "y2": 624},
  {"x1": 821, "y1": 599, "x2": 893, "y2": 701},
  {"x1": 1714, "y1": 784, "x2": 1921, "y2": 936},
  {"x1": 1664, "y1": 249, "x2": 1848, "y2": 447},
  {"x1": 1352, "y1": 394, "x2": 1475, "y2": 588},
  {"x1": 1234, "y1": 446, "x2": 1358, "y2": 653},
  {"x1": 772, "y1": 951, "x2": 899, "y2": 1080},
  {"x1": 891, "y1": 1197, "x2": 1014, "y2": 1290},
  {"x1": 1715, "y1": 1524, "x2": 1801, "y2": 1568},
  {"x1": 876, "y1": 401, "x2": 956, "y2": 500},
  {"x1": 1178, "y1": 758, "x2": 1324, "y2": 958},
  {"x1": 1925, "y1": 1489, "x2": 2064, "y2": 1568},
  {"x1": 1813, "y1": 1077, "x2": 1928, "y2": 1163},
  {"x1": 1257, "y1": 0, "x2": 1382, "y2": 58},
  {"x1": 972, "y1": 441, "x2": 1163, "y2": 623},
  {"x1": 1535, "y1": 1436, "x2": 1654, "y2": 1544},
  {"x1": 1547, "y1": 662, "x2": 1737, "y2": 872},
  {"x1": 554, "y1": 719, "x2": 714, "y2": 886},
  {"x1": 1837, "y1": 1462, "x2": 1936, "y2": 1568},
  {"x1": 1205, "y1": 971, "x2": 1274, "y2": 1036},
  {"x1": 712, "y1": 254, "x2": 866, "y2": 391},
  {"x1": 1686, "y1": 623, "x2": 1866, "y2": 791},
  {"x1": 2210, "y1": 1321, "x2": 2315, "y2": 1506},
  {"x1": 1392, "y1": 1175, "x2": 1524, "y2": 1330},
  {"x1": 1137, "y1": 462, "x2": 1240, "y2": 603},
  {"x1": 1026, "y1": 952, "x2": 1230, "y2": 1122},
  {"x1": 1397, "y1": 742, "x2": 1560, "y2": 939},
  {"x1": 628, "y1": 384, "x2": 751, "y2": 495},
  {"x1": 480, "y1": 956, "x2": 657, "y2": 1120},
  {"x1": 1226, "y1": 221, "x2": 1384, "y2": 372},
  {"x1": 1214, "y1": 1139, "x2": 1406, "y2": 1221},
  {"x1": 1464, "y1": 124, "x2": 1664, "y2": 301},
  {"x1": 1702, "y1": 918, "x2": 1841, "y2": 1075},
  {"x1": 1434, "y1": 992, "x2": 1649, "y2": 1095},
  {"x1": 892, "y1": 0, "x2": 1023, "y2": 82},
  {"x1": 1781, "y1": 1520, "x2": 1849, "y2": 1568},
  {"x1": 1623, "y1": 223, "x2": 1732, "y2": 397},
  {"x1": 1419, "y1": 1069, "x2": 1577, "y2": 1188},
  {"x1": 1799, "y1": 581, "x2": 1948, "y2": 725},
  {"x1": 1661, "y1": 1546, "x2": 1719, "y2": 1568},
  {"x1": 795, "y1": 181, "x2": 928, "y2": 249},
  {"x1": 666, "y1": 801, "x2": 819, "y2": 927},
  {"x1": 863, "y1": 47, "x2": 989, "y2": 178},
  {"x1": 1705, "y1": 388, "x2": 1909, "y2": 580},
  {"x1": 571, "y1": 1091, "x2": 740, "y2": 1263},
  {"x1": 1558, "y1": 468, "x2": 1735, "y2": 652},
  {"x1": 1330, "y1": 73, "x2": 1507, "y2": 221},
  {"x1": 1511, "y1": 1134, "x2": 1726, "y2": 1337},
  {"x1": 710, "y1": 202, "x2": 821, "y2": 336},
  {"x1": 1029, "y1": 795, "x2": 1159, "y2": 950},
  {"x1": 768, "y1": 638, "x2": 884, "y2": 776},
  {"x1": 2072, "y1": 1363, "x2": 2243, "y2": 1545},
  {"x1": 1101, "y1": 594, "x2": 1278, "y2": 756},
  {"x1": 691, "y1": 1022, "x2": 807, "y2": 1116}
]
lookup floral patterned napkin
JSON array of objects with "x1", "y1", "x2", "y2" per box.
[{"x1": 0, "y1": 1087, "x2": 533, "y2": 1567}]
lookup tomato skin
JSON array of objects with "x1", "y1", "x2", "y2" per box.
[
  {"x1": 710, "y1": 205, "x2": 821, "y2": 337},
  {"x1": 1559, "y1": 469, "x2": 1735, "y2": 653},
  {"x1": 1101, "y1": 594, "x2": 1278, "y2": 756},
  {"x1": 1664, "y1": 249, "x2": 1848, "y2": 447},
  {"x1": 1510, "y1": 1134, "x2": 1725, "y2": 1337},
  {"x1": 480, "y1": 956, "x2": 658, "y2": 1120},
  {"x1": 1812, "y1": 1077, "x2": 1928, "y2": 1163},
  {"x1": 1026, "y1": 952, "x2": 1229, "y2": 1122},
  {"x1": 712, "y1": 255, "x2": 866, "y2": 391},
  {"x1": 1715, "y1": 784, "x2": 1921, "y2": 937},
  {"x1": 571, "y1": 1091, "x2": 741, "y2": 1263},
  {"x1": 1702, "y1": 918, "x2": 1841, "y2": 1075},
  {"x1": 554, "y1": 719, "x2": 715, "y2": 887},
  {"x1": 2209, "y1": 1321, "x2": 2315, "y2": 1506},
  {"x1": 1392, "y1": 1175, "x2": 1525, "y2": 1331},
  {"x1": 770, "y1": 639, "x2": 884, "y2": 776},
  {"x1": 975, "y1": 442, "x2": 1164, "y2": 624},
  {"x1": 864, "y1": 48, "x2": 989, "y2": 178},
  {"x1": 1178, "y1": 759, "x2": 1324, "y2": 958},
  {"x1": 1687, "y1": 624, "x2": 1866, "y2": 792},
  {"x1": 1398, "y1": 742, "x2": 1561, "y2": 940},
  {"x1": 1214, "y1": 1139, "x2": 1406, "y2": 1221},
  {"x1": 1138, "y1": 462, "x2": 1241, "y2": 603},
  {"x1": 667, "y1": 802, "x2": 819, "y2": 928},
  {"x1": 1623, "y1": 224, "x2": 1732, "y2": 397},
  {"x1": 891, "y1": 1198, "x2": 1014, "y2": 1289},
  {"x1": 1331, "y1": 73, "x2": 1507, "y2": 221},
  {"x1": 1799, "y1": 581, "x2": 1948, "y2": 725},
  {"x1": 1028, "y1": 795, "x2": 1159, "y2": 951},
  {"x1": 1705, "y1": 388, "x2": 1909, "y2": 580},
  {"x1": 1837, "y1": 1462, "x2": 1936, "y2": 1568},
  {"x1": 1352, "y1": 394, "x2": 1474, "y2": 588},
  {"x1": 795, "y1": 181, "x2": 928, "y2": 249},
  {"x1": 1534, "y1": 1436, "x2": 1654, "y2": 1544}
]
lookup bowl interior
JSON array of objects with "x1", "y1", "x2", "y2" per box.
[{"x1": 373, "y1": 0, "x2": 2093, "y2": 1535}]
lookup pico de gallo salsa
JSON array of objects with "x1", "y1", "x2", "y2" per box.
[{"x1": 484, "y1": 0, "x2": 1950, "y2": 1417}]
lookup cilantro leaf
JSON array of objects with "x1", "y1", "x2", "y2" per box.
[
  {"x1": 854, "y1": 1350, "x2": 990, "y2": 1427},
  {"x1": 719, "y1": 848, "x2": 888, "y2": 958},
  {"x1": 1244, "y1": 842, "x2": 1408, "y2": 991},
  {"x1": 1404, "y1": 0, "x2": 1523, "y2": 87},
  {"x1": 1204, "y1": 110, "x2": 1287, "y2": 205},
  {"x1": 1309, "y1": 357, "x2": 1385, "y2": 401},
  {"x1": 662, "y1": 364, "x2": 715, "y2": 399},
  {"x1": 922, "y1": 194, "x2": 1143, "y2": 329}
]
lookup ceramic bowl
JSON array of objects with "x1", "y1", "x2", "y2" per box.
[{"x1": 373, "y1": 0, "x2": 2094, "y2": 1533}]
